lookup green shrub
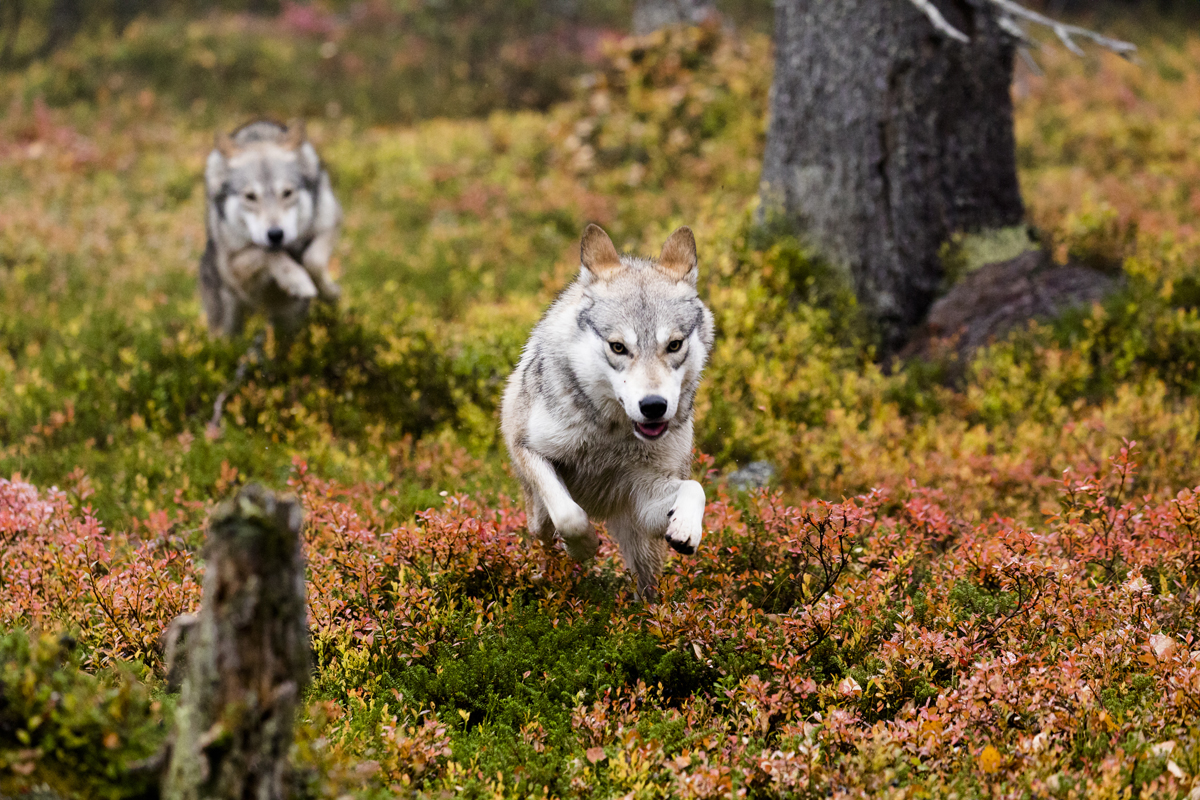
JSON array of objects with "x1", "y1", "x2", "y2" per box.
[{"x1": 0, "y1": 632, "x2": 165, "y2": 800}]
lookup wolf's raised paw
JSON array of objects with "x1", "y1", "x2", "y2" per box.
[
  {"x1": 271, "y1": 263, "x2": 319, "y2": 299},
  {"x1": 665, "y1": 481, "x2": 705, "y2": 555},
  {"x1": 665, "y1": 516, "x2": 701, "y2": 555}
]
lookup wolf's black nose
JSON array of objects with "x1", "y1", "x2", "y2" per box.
[
  {"x1": 267, "y1": 227, "x2": 285, "y2": 246},
  {"x1": 639, "y1": 395, "x2": 668, "y2": 420}
]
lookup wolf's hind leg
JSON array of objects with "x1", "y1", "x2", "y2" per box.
[
  {"x1": 510, "y1": 445, "x2": 597, "y2": 562},
  {"x1": 213, "y1": 287, "x2": 247, "y2": 337},
  {"x1": 268, "y1": 296, "x2": 312, "y2": 353},
  {"x1": 199, "y1": 243, "x2": 225, "y2": 334},
  {"x1": 200, "y1": 243, "x2": 247, "y2": 337},
  {"x1": 608, "y1": 511, "x2": 666, "y2": 601},
  {"x1": 522, "y1": 486, "x2": 556, "y2": 548},
  {"x1": 200, "y1": 280, "x2": 225, "y2": 335}
]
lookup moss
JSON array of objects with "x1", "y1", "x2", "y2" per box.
[{"x1": 939, "y1": 225, "x2": 1040, "y2": 288}]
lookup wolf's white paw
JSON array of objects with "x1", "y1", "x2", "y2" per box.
[
  {"x1": 561, "y1": 527, "x2": 600, "y2": 562},
  {"x1": 665, "y1": 481, "x2": 706, "y2": 556},
  {"x1": 551, "y1": 501, "x2": 597, "y2": 562},
  {"x1": 551, "y1": 501, "x2": 589, "y2": 540},
  {"x1": 271, "y1": 262, "x2": 319, "y2": 299}
]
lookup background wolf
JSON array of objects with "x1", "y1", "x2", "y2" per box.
[
  {"x1": 501, "y1": 224, "x2": 716, "y2": 599},
  {"x1": 199, "y1": 119, "x2": 343, "y2": 338}
]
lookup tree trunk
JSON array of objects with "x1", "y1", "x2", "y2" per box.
[
  {"x1": 33, "y1": 0, "x2": 83, "y2": 59},
  {"x1": 1, "y1": 0, "x2": 24, "y2": 67},
  {"x1": 162, "y1": 485, "x2": 310, "y2": 800},
  {"x1": 632, "y1": 0, "x2": 718, "y2": 34},
  {"x1": 760, "y1": 0, "x2": 1026, "y2": 353}
]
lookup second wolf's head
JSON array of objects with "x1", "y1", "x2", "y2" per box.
[
  {"x1": 574, "y1": 224, "x2": 716, "y2": 442},
  {"x1": 205, "y1": 120, "x2": 323, "y2": 251}
]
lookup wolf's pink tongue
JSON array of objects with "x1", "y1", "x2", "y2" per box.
[{"x1": 636, "y1": 421, "x2": 668, "y2": 438}]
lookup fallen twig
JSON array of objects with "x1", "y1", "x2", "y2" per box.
[{"x1": 208, "y1": 331, "x2": 265, "y2": 434}]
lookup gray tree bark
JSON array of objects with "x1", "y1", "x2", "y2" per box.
[
  {"x1": 162, "y1": 485, "x2": 310, "y2": 800},
  {"x1": 633, "y1": 0, "x2": 718, "y2": 34},
  {"x1": 760, "y1": 0, "x2": 1026, "y2": 353}
]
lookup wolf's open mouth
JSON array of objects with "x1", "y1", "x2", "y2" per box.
[{"x1": 634, "y1": 421, "x2": 669, "y2": 439}]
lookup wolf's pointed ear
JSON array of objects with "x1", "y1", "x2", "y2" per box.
[
  {"x1": 580, "y1": 224, "x2": 624, "y2": 282},
  {"x1": 214, "y1": 130, "x2": 237, "y2": 158},
  {"x1": 206, "y1": 138, "x2": 231, "y2": 196},
  {"x1": 282, "y1": 118, "x2": 307, "y2": 150},
  {"x1": 657, "y1": 226, "x2": 698, "y2": 285}
]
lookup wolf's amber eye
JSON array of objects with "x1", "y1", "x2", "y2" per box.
[
  {"x1": 667, "y1": 339, "x2": 683, "y2": 353},
  {"x1": 609, "y1": 341, "x2": 627, "y2": 355},
  {"x1": 282, "y1": 189, "x2": 294, "y2": 199},
  {"x1": 244, "y1": 191, "x2": 258, "y2": 202}
]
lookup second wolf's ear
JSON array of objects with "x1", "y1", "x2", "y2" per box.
[
  {"x1": 657, "y1": 226, "x2": 698, "y2": 285},
  {"x1": 205, "y1": 142, "x2": 231, "y2": 196},
  {"x1": 282, "y1": 118, "x2": 307, "y2": 149},
  {"x1": 580, "y1": 224, "x2": 624, "y2": 282},
  {"x1": 285, "y1": 119, "x2": 322, "y2": 177},
  {"x1": 298, "y1": 142, "x2": 321, "y2": 178}
]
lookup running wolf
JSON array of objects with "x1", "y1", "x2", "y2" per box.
[
  {"x1": 199, "y1": 119, "x2": 343, "y2": 337},
  {"x1": 501, "y1": 224, "x2": 716, "y2": 599}
]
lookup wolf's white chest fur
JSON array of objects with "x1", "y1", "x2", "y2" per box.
[{"x1": 525, "y1": 395, "x2": 691, "y2": 519}]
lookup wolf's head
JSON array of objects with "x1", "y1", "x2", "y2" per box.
[
  {"x1": 205, "y1": 120, "x2": 322, "y2": 250},
  {"x1": 574, "y1": 224, "x2": 716, "y2": 442}
]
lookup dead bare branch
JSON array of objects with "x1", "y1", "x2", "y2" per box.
[
  {"x1": 905, "y1": 0, "x2": 1136, "y2": 60},
  {"x1": 1019, "y1": 47, "x2": 1044, "y2": 77},
  {"x1": 907, "y1": 0, "x2": 970, "y2": 43},
  {"x1": 988, "y1": 0, "x2": 1137, "y2": 59},
  {"x1": 995, "y1": 13, "x2": 1034, "y2": 48}
]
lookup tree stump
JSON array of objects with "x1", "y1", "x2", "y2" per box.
[{"x1": 162, "y1": 485, "x2": 310, "y2": 800}]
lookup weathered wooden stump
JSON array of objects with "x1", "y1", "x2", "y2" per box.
[{"x1": 162, "y1": 484, "x2": 310, "y2": 800}]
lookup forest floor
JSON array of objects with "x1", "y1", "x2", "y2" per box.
[{"x1": 4, "y1": 6, "x2": 1200, "y2": 799}]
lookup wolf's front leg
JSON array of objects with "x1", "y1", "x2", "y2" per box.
[
  {"x1": 664, "y1": 480, "x2": 706, "y2": 555},
  {"x1": 510, "y1": 445, "x2": 598, "y2": 561},
  {"x1": 266, "y1": 252, "x2": 319, "y2": 299},
  {"x1": 632, "y1": 478, "x2": 706, "y2": 556},
  {"x1": 212, "y1": 287, "x2": 247, "y2": 337},
  {"x1": 301, "y1": 231, "x2": 342, "y2": 302},
  {"x1": 200, "y1": 274, "x2": 243, "y2": 337}
]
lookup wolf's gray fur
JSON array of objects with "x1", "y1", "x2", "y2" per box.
[
  {"x1": 501, "y1": 224, "x2": 716, "y2": 599},
  {"x1": 200, "y1": 119, "x2": 342, "y2": 338}
]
